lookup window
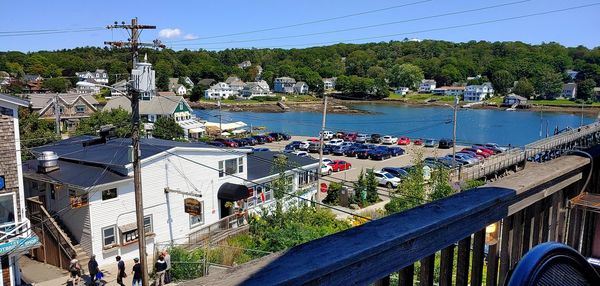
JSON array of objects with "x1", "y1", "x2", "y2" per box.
[
  {"x1": 69, "y1": 189, "x2": 88, "y2": 208},
  {"x1": 219, "y1": 158, "x2": 243, "y2": 177},
  {"x1": 225, "y1": 159, "x2": 237, "y2": 175},
  {"x1": 238, "y1": 157, "x2": 244, "y2": 173},
  {"x1": 102, "y1": 188, "x2": 117, "y2": 201},
  {"x1": 75, "y1": 105, "x2": 86, "y2": 113},
  {"x1": 102, "y1": 225, "x2": 116, "y2": 247},
  {"x1": 121, "y1": 215, "x2": 153, "y2": 244},
  {"x1": 144, "y1": 215, "x2": 153, "y2": 233},
  {"x1": 0, "y1": 194, "x2": 15, "y2": 226},
  {"x1": 189, "y1": 201, "x2": 204, "y2": 228}
]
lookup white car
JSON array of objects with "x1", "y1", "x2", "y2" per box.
[
  {"x1": 321, "y1": 158, "x2": 334, "y2": 165},
  {"x1": 382, "y1": 135, "x2": 398, "y2": 144},
  {"x1": 321, "y1": 164, "x2": 333, "y2": 176},
  {"x1": 327, "y1": 139, "x2": 344, "y2": 147},
  {"x1": 373, "y1": 170, "x2": 401, "y2": 188},
  {"x1": 298, "y1": 141, "x2": 310, "y2": 151},
  {"x1": 292, "y1": 151, "x2": 309, "y2": 157},
  {"x1": 320, "y1": 131, "x2": 334, "y2": 140},
  {"x1": 355, "y1": 134, "x2": 370, "y2": 143}
]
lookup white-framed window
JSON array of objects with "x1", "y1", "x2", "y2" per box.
[
  {"x1": 0, "y1": 193, "x2": 15, "y2": 227},
  {"x1": 75, "y1": 105, "x2": 86, "y2": 113},
  {"x1": 238, "y1": 157, "x2": 244, "y2": 173},
  {"x1": 121, "y1": 215, "x2": 153, "y2": 244},
  {"x1": 219, "y1": 157, "x2": 243, "y2": 177},
  {"x1": 101, "y1": 188, "x2": 117, "y2": 201},
  {"x1": 102, "y1": 225, "x2": 116, "y2": 248}
]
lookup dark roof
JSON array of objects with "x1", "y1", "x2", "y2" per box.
[
  {"x1": 247, "y1": 151, "x2": 318, "y2": 181},
  {"x1": 22, "y1": 159, "x2": 131, "y2": 190}
]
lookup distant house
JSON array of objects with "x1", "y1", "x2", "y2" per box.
[
  {"x1": 467, "y1": 75, "x2": 482, "y2": 81},
  {"x1": 562, "y1": 83, "x2": 577, "y2": 99},
  {"x1": 183, "y1": 77, "x2": 194, "y2": 88},
  {"x1": 432, "y1": 86, "x2": 465, "y2": 96},
  {"x1": 168, "y1": 78, "x2": 188, "y2": 96},
  {"x1": 464, "y1": 82, "x2": 494, "y2": 102},
  {"x1": 76, "y1": 69, "x2": 108, "y2": 85},
  {"x1": 241, "y1": 81, "x2": 271, "y2": 99},
  {"x1": 274, "y1": 77, "x2": 296, "y2": 93},
  {"x1": 418, "y1": 80, "x2": 436, "y2": 93},
  {"x1": 111, "y1": 80, "x2": 128, "y2": 97},
  {"x1": 75, "y1": 78, "x2": 104, "y2": 95},
  {"x1": 0, "y1": 71, "x2": 10, "y2": 86},
  {"x1": 395, "y1": 87, "x2": 409, "y2": 95},
  {"x1": 238, "y1": 61, "x2": 252, "y2": 69},
  {"x1": 27, "y1": 93, "x2": 99, "y2": 131},
  {"x1": 197, "y1": 78, "x2": 216, "y2": 87},
  {"x1": 226, "y1": 77, "x2": 246, "y2": 93},
  {"x1": 205, "y1": 82, "x2": 237, "y2": 100},
  {"x1": 566, "y1": 70, "x2": 579, "y2": 81},
  {"x1": 503, "y1": 94, "x2": 528, "y2": 106},
  {"x1": 23, "y1": 74, "x2": 45, "y2": 93},
  {"x1": 293, "y1": 82, "x2": 309, "y2": 94},
  {"x1": 323, "y1": 78, "x2": 337, "y2": 90}
]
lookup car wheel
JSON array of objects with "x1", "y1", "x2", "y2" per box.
[
  {"x1": 386, "y1": 182, "x2": 393, "y2": 189},
  {"x1": 328, "y1": 170, "x2": 332, "y2": 176}
]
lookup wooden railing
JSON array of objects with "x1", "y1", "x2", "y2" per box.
[
  {"x1": 186, "y1": 153, "x2": 595, "y2": 286},
  {"x1": 187, "y1": 212, "x2": 249, "y2": 246},
  {"x1": 26, "y1": 198, "x2": 77, "y2": 261}
]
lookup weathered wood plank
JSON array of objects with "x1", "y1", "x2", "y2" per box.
[
  {"x1": 419, "y1": 254, "x2": 435, "y2": 286},
  {"x1": 541, "y1": 197, "x2": 550, "y2": 242},
  {"x1": 531, "y1": 201, "x2": 542, "y2": 247},
  {"x1": 510, "y1": 211, "x2": 523, "y2": 265},
  {"x1": 521, "y1": 207, "x2": 532, "y2": 255},
  {"x1": 439, "y1": 244, "x2": 454, "y2": 286},
  {"x1": 486, "y1": 243, "x2": 499, "y2": 286},
  {"x1": 470, "y1": 229, "x2": 486, "y2": 286},
  {"x1": 373, "y1": 275, "x2": 390, "y2": 286},
  {"x1": 456, "y1": 236, "x2": 472, "y2": 286},
  {"x1": 398, "y1": 265, "x2": 414, "y2": 286},
  {"x1": 498, "y1": 217, "x2": 512, "y2": 286},
  {"x1": 549, "y1": 192, "x2": 559, "y2": 241},
  {"x1": 556, "y1": 189, "x2": 566, "y2": 243}
]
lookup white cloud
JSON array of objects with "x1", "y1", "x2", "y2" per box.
[
  {"x1": 183, "y1": 34, "x2": 199, "y2": 40},
  {"x1": 158, "y1": 28, "x2": 182, "y2": 39}
]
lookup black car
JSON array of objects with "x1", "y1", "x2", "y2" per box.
[
  {"x1": 381, "y1": 167, "x2": 409, "y2": 179},
  {"x1": 232, "y1": 138, "x2": 248, "y2": 147},
  {"x1": 279, "y1": 133, "x2": 292, "y2": 140},
  {"x1": 307, "y1": 142, "x2": 321, "y2": 153},
  {"x1": 285, "y1": 141, "x2": 303, "y2": 150},
  {"x1": 368, "y1": 149, "x2": 391, "y2": 160},
  {"x1": 251, "y1": 135, "x2": 267, "y2": 144},
  {"x1": 438, "y1": 138, "x2": 454, "y2": 149},
  {"x1": 268, "y1": 132, "x2": 283, "y2": 141},
  {"x1": 244, "y1": 137, "x2": 258, "y2": 146},
  {"x1": 369, "y1": 134, "x2": 383, "y2": 144},
  {"x1": 356, "y1": 148, "x2": 372, "y2": 159}
]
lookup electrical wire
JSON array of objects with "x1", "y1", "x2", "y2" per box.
[{"x1": 0, "y1": 28, "x2": 105, "y2": 38}]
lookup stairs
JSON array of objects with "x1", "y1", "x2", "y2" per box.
[{"x1": 49, "y1": 213, "x2": 90, "y2": 267}]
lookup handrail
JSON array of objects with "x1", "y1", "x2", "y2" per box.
[
  {"x1": 0, "y1": 220, "x2": 30, "y2": 241},
  {"x1": 26, "y1": 198, "x2": 77, "y2": 258}
]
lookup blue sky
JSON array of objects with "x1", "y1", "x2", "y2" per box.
[{"x1": 2, "y1": 0, "x2": 599, "y2": 52}]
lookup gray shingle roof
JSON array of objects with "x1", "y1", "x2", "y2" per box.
[
  {"x1": 27, "y1": 93, "x2": 99, "y2": 110},
  {"x1": 103, "y1": 95, "x2": 187, "y2": 115},
  {"x1": 247, "y1": 151, "x2": 318, "y2": 181}
]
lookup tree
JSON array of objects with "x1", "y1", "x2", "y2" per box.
[
  {"x1": 155, "y1": 60, "x2": 174, "y2": 91},
  {"x1": 345, "y1": 50, "x2": 377, "y2": 77},
  {"x1": 533, "y1": 68, "x2": 563, "y2": 98},
  {"x1": 490, "y1": 70, "x2": 514, "y2": 96},
  {"x1": 513, "y1": 78, "x2": 535, "y2": 98},
  {"x1": 76, "y1": 108, "x2": 132, "y2": 137},
  {"x1": 190, "y1": 84, "x2": 208, "y2": 102},
  {"x1": 385, "y1": 153, "x2": 425, "y2": 214},
  {"x1": 437, "y1": 64, "x2": 462, "y2": 86},
  {"x1": 429, "y1": 167, "x2": 454, "y2": 201},
  {"x1": 389, "y1": 63, "x2": 424, "y2": 89},
  {"x1": 153, "y1": 117, "x2": 184, "y2": 140},
  {"x1": 42, "y1": 78, "x2": 70, "y2": 92},
  {"x1": 19, "y1": 107, "x2": 58, "y2": 152},
  {"x1": 323, "y1": 182, "x2": 343, "y2": 205},
  {"x1": 577, "y1": 79, "x2": 596, "y2": 100},
  {"x1": 366, "y1": 66, "x2": 386, "y2": 81}
]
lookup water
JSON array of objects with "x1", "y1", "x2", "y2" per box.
[{"x1": 194, "y1": 104, "x2": 597, "y2": 147}]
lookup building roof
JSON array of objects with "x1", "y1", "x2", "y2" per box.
[
  {"x1": 247, "y1": 151, "x2": 318, "y2": 181},
  {"x1": 198, "y1": 78, "x2": 216, "y2": 86},
  {"x1": 24, "y1": 74, "x2": 42, "y2": 82},
  {"x1": 275, "y1": 77, "x2": 296, "y2": 83},
  {"x1": 27, "y1": 93, "x2": 99, "y2": 111},
  {"x1": 0, "y1": 93, "x2": 29, "y2": 107},
  {"x1": 225, "y1": 76, "x2": 241, "y2": 84},
  {"x1": 104, "y1": 95, "x2": 188, "y2": 115}
]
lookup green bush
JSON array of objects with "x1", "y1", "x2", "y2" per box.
[
  {"x1": 251, "y1": 96, "x2": 281, "y2": 102},
  {"x1": 168, "y1": 246, "x2": 204, "y2": 281}
]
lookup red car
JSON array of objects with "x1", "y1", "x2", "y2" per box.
[
  {"x1": 397, "y1": 136, "x2": 411, "y2": 145},
  {"x1": 344, "y1": 132, "x2": 358, "y2": 142},
  {"x1": 328, "y1": 160, "x2": 352, "y2": 172},
  {"x1": 413, "y1": 138, "x2": 423, "y2": 145},
  {"x1": 214, "y1": 138, "x2": 239, "y2": 147},
  {"x1": 307, "y1": 138, "x2": 320, "y2": 142},
  {"x1": 474, "y1": 147, "x2": 495, "y2": 156},
  {"x1": 462, "y1": 148, "x2": 491, "y2": 158},
  {"x1": 335, "y1": 131, "x2": 346, "y2": 139}
]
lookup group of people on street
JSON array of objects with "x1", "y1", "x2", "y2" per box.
[{"x1": 67, "y1": 249, "x2": 171, "y2": 286}]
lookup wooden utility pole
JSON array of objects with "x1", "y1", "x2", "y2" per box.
[
  {"x1": 105, "y1": 17, "x2": 164, "y2": 286},
  {"x1": 316, "y1": 95, "x2": 328, "y2": 206},
  {"x1": 53, "y1": 94, "x2": 60, "y2": 136}
]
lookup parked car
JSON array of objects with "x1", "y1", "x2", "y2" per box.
[
  {"x1": 214, "y1": 138, "x2": 239, "y2": 147},
  {"x1": 472, "y1": 147, "x2": 496, "y2": 156},
  {"x1": 424, "y1": 139, "x2": 437, "y2": 148},
  {"x1": 244, "y1": 137, "x2": 258, "y2": 146},
  {"x1": 322, "y1": 145, "x2": 334, "y2": 155},
  {"x1": 232, "y1": 138, "x2": 248, "y2": 147},
  {"x1": 343, "y1": 132, "x2": 358, "y2": 142},
  {"x1": 373, "y1": 170, "x2": 401, "y2": 188},
  {"x1": 332, "y1": 145, "x2": 349, "y2": 156},
  {"x1": 321, "y1": 158, "x2": 334, "y2": 165},
  {"x1": 388, "y1": 147, "x2": 405, "y2": 156},
  {"x1": 335, "y1": 131, "x2": 346, "y2": 139},
  {"x1": 279, "y1": 133, "x2": 292, "y2": 140},
  {"x1": 473, "y1": 143, "x2": 505, "y2": 153},
  {"x1": 381, "y1": 167, "x2": 409, "y2": 179},
  {"x1": 292, "y1": 151, "x2": 309, "y2": 157},
  {"x1": 321, "y1": 130, "x2": 335, "y2": 140},
  {"x1": 382, "y1": 135, "x2": 398, "y2": 144},
  {"x1": 340, "y1": 141, "x2": 354, "y2": 148},
  {"x1": 355, "y1": 134, "x2": 370, "y2": 143},
  {"x1": 321, "y1": 164, "x2": 333, "y2": 176},
  {"x1": 343, "y1": 146, "x2": 361, "y2": 157},
  {"x1": 327, "y1": 139, "x2": 345, "y2": 147},
  {"x1": 307, "y1": 142, "x2": 321, "y2": 153},
  {"x1": 329, "y1": 160, "x2": 352, "y2": 172},
  {"x1": 462, "y1": 148, "x2": 491, "y2": 158},
  {"x1": 253, "y1": 147, "x2": 270, "y2": 152},
  {"x1": 356, "y1": 146, "x2": 375, "y2": 159},
  {"x1": 268, "y1": 132, "x2": 283, "y2": 141},
  {"x1": 446, "y1": 153, "x2": 477, "y2": 164},
  {"x1": 484, "y1": 143, "x2": 508, "y2": 152},
  {"x1": 307, "y1": 137, "x2": 320, "y2": 142},
  {"x1": 208, "y1": 141, "x2": 226, "y2": 147},
  {"x1": 438, "y1": 138, "x2": 454, "y2": 149},
  {"x1": 285, "y1": 141, "x2": 303, "y2": 150},
  {"x1": 299, "y1": 141, "x2": 310, "y2": 151},
  {"x1": 458, "y1": 150, "x2": 484, "y2": 161},
  {"x1": 263, "y1": 135, "x2": 275, "y2": 143},
  {"x1": 369, "y1": 134, "x2": 383, "y2": 144},
  {"x1": 413, "y1": 138, "x2": 424, "y2": 145},
  {"x1": 397, "y1": 136, "x2": 411, "y2": 145},
  {"x1": 251, "y1": 135, "x2": 267, "y2": 144},
  {"x1": 368, "y1": 149, "x2": 391, "y2": 160}
]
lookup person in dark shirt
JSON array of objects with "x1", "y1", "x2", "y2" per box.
[
  {"x1": 131, "y1": 257, "x2": 142, "y2": 286},
  {"x1": 87, "y1": 255, "x2": 99, "y2": 284},
  {"x1": 116, "y1": 256, "x2": 126, "y2": 286},
  {"x1": 154, "y1": 255, "x2": 167, "y2": 286}
]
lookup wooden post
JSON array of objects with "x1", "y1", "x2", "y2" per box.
[
  {"x1": 456, "y1": 236, "x2": 471, "y2": 286},
  {"x1": 398, "y1": 264, "x2": 414, "y2": 286},
  {"x1": 471, "y1": 229, "x2": 486, "y2": 286},
  {"x1": 439, "y1": 244, "x2": 455, "y2": 286},
  {"x1": 419, "y1": 254, "x2": 435, "y2": 286},
  {"x1": 486, "y1": 243, "x2": 499, "y2": 286}
]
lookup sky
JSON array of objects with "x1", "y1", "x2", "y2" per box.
[{"x1": 1, "y1": 0, "x2": 599, "y2": 52}]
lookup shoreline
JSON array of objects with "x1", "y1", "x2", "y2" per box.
[{"x1": 187, "y1": 98, "x2": 600, "y2": 116}]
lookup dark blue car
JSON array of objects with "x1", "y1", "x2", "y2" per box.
[
  {"x1": 285, "y1": 141, "x2": 303, "y2": 150},
  {"x1": 332, "y1": 145, "x2": 349, "y2": 156},
  {"x1": 209, "y1": 141, "x2": 226, "y2": 147},
  {"x1": 388, "y1": 147, "x2": 405, "y2": 156},
  {"x1": 368, "y1": 149, "x2": 391, "y2": 160},
  {"x1": 251, "y1": 135, "x2": 267, "y2": 144},
  {"x1": 244, "y1": 137, "x2": 258, "y2": 146},
  {"x1": 381, "y1": 167, "x2": 409, "y2": 179}
]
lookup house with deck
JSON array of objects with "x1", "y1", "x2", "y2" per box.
[
  {"x1": 204, "y1": 82, "x2": 237, "y2": 100},
  {"x1": 418, "y1": 79, "x2": 436, "y2": 93},
  {"x1": 168, "y1": 78, "x2": 188, "y2": 96},
  {"x1": 241, "y1": 81, "x2": 271, "y2": 99},
  {"x1": 23, "y1": 138, "x2": 318, "y2": 267},
  {"x1": 464, "y1": 82, "x2": 494, "y2": 102},
  {"x1": 432, "y1": 86, "x2": 465, "y2": 96},
  {"x1": 274, "y1": 77, "x2": 296, "y2": 93},
  {"x1": 323, "y1": 78, "x2": 337, "y2": 90},
  {"x1": 293, "y1": 82, "x2": 309, "y2": 94}
]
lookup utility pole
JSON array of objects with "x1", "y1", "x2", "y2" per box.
[
  {"x1": 218, "y1": 98, "x2": 222, "y2": 136},
  {"x1": 53, "y1": 94, "x2": 60, "y2": 136},
  {"x1": 316, "y1": 95, "x2": 328, "y2": 206},
  {"x1": 452, "y1": 94, "x2": 458, "y2": 169},
  {"x1": 105, "y1": 17, "x2": 164, "y2": 286}
]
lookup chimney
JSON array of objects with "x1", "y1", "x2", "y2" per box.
[{"x1": 37, "y1": 151, "x2": 59, "y2": 173}]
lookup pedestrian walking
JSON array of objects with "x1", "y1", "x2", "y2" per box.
[
  {"x1": 154, "y1": 255, "x2": 167, "y2": 286},
  {"x1": 88, "y1": 254, "x2": 99, "y2": 285},
  {"x1": 131, "y1": 258, "x2": 142, "y2": 286},
  {"x1": 163, "y1": 250, "x2": 172, "y2": 284},
  {"x1": 69, "y1": 256, "x2": 82, "y2": 286},
  {"x1": 116, "y1": 256, "x2": 126, "y2": 286}
]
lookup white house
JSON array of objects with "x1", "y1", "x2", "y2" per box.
[
  {"x1": 241, "y1": 81, "x2": 271, "y2": 99},
  {"x1": 293, "y1": 81, "x2": 309, "y2": 94},
  {"x1": 0, "y1": 94, "x2": 37, "y2": 286},
  {"x1": 464, "y1": 82, "x2": 494, "y2": 102},
  {"x1": 323, "y1": 78, "x2": 337, "y2": 90},
  {"x1": 562, "y1": 83, "x2": 577, "y2": 99},
  {"x1": 168, "y1": 78, "x2": 188, "y2": 96},
  {"x1": 418, "y1": 80, "x2": 436, "y2": 93},
  {"x1": 76, "y1": 69, "x2": 108, "y2": 85},
  {"x1": 204, "y1": 82, "x2": 237, "y2": 100},
  {"x1": 432, "y1": 86, "x2": 465, "y2": 96},
  {"x1": 238, "y1": 61, "x2": 252, "y2": 69},
  {"x1": 225, "y1": 77, "x2": 246, "y2": 93},
  {"x1": 274, "y1": 77, "x2": 296, "y2": 93},
  {"x1": 23, "y1": 137, "x2": 318, "y2": 266},
  {"x1": 395, "y1": 87, "x2": 409, "y2": 95}
]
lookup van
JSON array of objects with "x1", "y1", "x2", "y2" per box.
[
  {"x1": 307, "y1": 142, "x2": 321, "y2": 153},
  {"x1": 438, "y1": 138, "x2": 454, "y2": 149}
]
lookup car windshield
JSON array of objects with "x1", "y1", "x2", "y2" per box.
[{"x1": 383, "y1": 173, "x2": 395, "y2": 179}]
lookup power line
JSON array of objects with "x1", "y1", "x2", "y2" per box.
[
  {"x1": 170, "y1": 0, "x2": 530, "y2": 46},
  {"x1": 0, "y1": 28, "x2": 105, "y2": 38},
  {"x1": 166, "y1": 0, "x2": 432, "y2": 43}
]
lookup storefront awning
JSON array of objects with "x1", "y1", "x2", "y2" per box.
[
  {"x1": 189, "y1": 127, "x2": 205, "y2": 134},
  {"x1": 217, "y1": 182, "x2": 250, "y2": 201},
  {"x1": 204, "y1": 121, "x2": 247, "y2": 131}
]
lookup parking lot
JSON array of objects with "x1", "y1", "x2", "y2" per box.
[{"x1": 260, "y1": 136, "x2": 464, "y2": 184}]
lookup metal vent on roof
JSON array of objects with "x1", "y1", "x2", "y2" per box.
[{"x1": 37, "y1": 151, "x2": 59, "y2": 173}]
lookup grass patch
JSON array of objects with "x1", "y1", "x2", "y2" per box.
[{"x1": 388, "y1": 92, "x2": 457, "y2": 103}]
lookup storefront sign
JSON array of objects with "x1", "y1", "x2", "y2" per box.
[
  {"x1": 0, "y1": 236, "x2": 40, "y2": 256},
  {"x1": 184, "y1": 198, "x2": 202, "y2": 216}
]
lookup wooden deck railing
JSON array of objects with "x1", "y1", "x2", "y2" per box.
[
  {"x1": 187, "y1": 212, "x2": 248, "y2": 246},
  {"x1": 26, "y1": 198, "x2": 77, "y2": 263},
  {"x1": 186, "y1": 154, "x2": 594, "y2": 286}
]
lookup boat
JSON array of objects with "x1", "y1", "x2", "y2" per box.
[{"x1": 506, "y1": 103, "x2": 518, "y2": 111}]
